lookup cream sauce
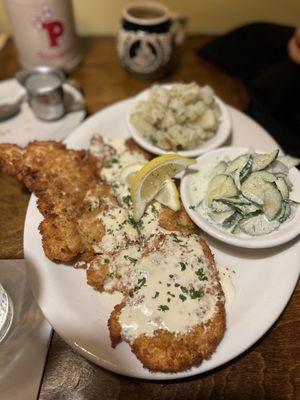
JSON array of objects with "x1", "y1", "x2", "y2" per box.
[
  {"x1": 88, "y1": 135, "x2": 225, "y2": 341},
  {"x1": 89, "y1": 136, "x2": 171, "y2": 253},
  {"x1": 118, "y1": 235, "x2": 222, "y2": 342},
  {"x1": 217, "y1": 266, "x2": 235, "y2": 309}
]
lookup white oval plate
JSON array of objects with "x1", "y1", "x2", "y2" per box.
[
  {"x1": 0, "y1": 79, "x2": 85, "y2": 146},
  {"x1": 24, "y1": 99, "x2": 300, "y2": 380},
  {"x1": 181, "y1": 147, "x2": 300, "y2": 249},
  {"x1": 126, "y1": 84, "x2": 232, "y2": 157}
]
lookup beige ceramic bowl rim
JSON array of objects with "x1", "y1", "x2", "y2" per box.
[{"x1": 122, "y1": 1, "x2": 170, "y2": 26}]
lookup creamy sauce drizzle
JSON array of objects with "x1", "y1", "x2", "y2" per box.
[
  {"x1": 217, "y1": 266, "x2": 235, "y2": 309},
  {"x1": 88, "y1": 137, "x2": 171, "y2": 254},
  {"x1": 117, "y1": 235, "x2": 222, "y2": 342},
  {"x1": 88, "y1": 136, "x2": 226, "y2": 341}
]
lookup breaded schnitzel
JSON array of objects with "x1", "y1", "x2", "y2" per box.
[
  {"x1": 0, "y1": 141, "x2": 99, "y2": 261},
  {"x1": 86, "y1": 135, "x2": 226, "y2": 372},
  {"x1": 0, "y1": 135, "x2": 226, "y2": 373},
  {"x1": 104, "y1": 235, "x2": 225, "y2": 372}
]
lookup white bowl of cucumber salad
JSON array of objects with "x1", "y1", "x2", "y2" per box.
[{"x1": 181, "y1": 146, "x2": 300, "y2": 249}]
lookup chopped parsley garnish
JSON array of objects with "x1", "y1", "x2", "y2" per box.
[
  {"x1": 150, "y1": 204, "x2": 158, "y2": 216},
  {"x1": 167, "y1": 298, "x2": 171, "y2": 303},
  {"x1": 107, "y1": 272, "x2": 114, "y2": 278},
  {"x1": 158, "y1": 305, "x2": 169, "y2": 312},
  {"x1": 112, "y1": 183, "x2": 119, "y2": 189},
  {"x1": 189, "y1": 201, "x2": 202, "y2": 210},
  {"x1": 122, "y1": 195, "x2": 132, "y2": 206},
  {"x1": 167, "y1": 283, "x2": 171, "y2": 287},
  {"x1": 107, "y1": 228, "x2": 114, "y2": 235},
  {"x1": 179, "y1": 262, "x2": 187, "y2": 271},
  {"x1": 105, "y1": 158, "x2": 120, "y2": 168},
  {"x1": 195, "y1": 268, "x2": 208, "y2": 281},
  {"x1": 176, "y1": 144, "x2": 184, "y2": 151},
  {"x1": 150, "y1": 135, "x2": 157, "y2": 145},
  {"x1": 127, "y1": 215, "x2": 144, "y2": 231},
  {"x1": 180, "y1": 285, "x2": 188, "y2": 294},
  {"x1": 189, "y1": 287, "x2": 204, "y2": 299},
  {"x1": 170, "y1": 232, "x2": 182, "y2": 243},
  {"x1": 179, "y1": 294, "x2": 187, "y2": 302},
  {"x1": 128, "y1": 291, "x2": 134, "y2": 298},
  {"x1": 137, "y1": 277, "x2": 146, "y2": 290},
  {"x1": 174, "y1": 283, "x2": 180, "y2": 287},
  {"x1": 124, "y1": 255, "x2": 138, "y2": 265},
  {"x1": 152, "y1": 291, "x2": 159, "y2": 299},
  {"x1": 97, "y1": 197, "x2": 105, "y2": 205},
  {"x1": 167, "y1": 291, "x2": 175, "y2": 298},
  {"x1": 169, "y1": 274, "x2": 174, "y2": 279},
  {"x1": 104, "y1": 258, "x2": 110, "y2": 264}
]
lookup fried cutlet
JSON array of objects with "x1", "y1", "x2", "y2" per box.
[
  {"x1": 85, "y1": 135, "x2": 199, "y2": 289},
  {"x1": 107, "y1": 235, "x2": 225, "y2": 372},
  {"x1": 0, "y1": 141, "x2": 100, "y2": 262},
  {"x1": 0, "y1": 135, "x2": 226, "y2": 373}
]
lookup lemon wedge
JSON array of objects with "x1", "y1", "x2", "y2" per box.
[
  {"x1": 155, "y1": 179, "x2": 181, "y2": 211},
  {"x1": 119, "y1": 163, "x2": 145, "y2": 186},
  {"x1": 131, "y1": 154, "x2": 196, "y2": 220}
]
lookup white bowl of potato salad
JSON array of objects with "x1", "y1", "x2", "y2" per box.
[{"x1": 127, "y1": 83, "x2": 232, "y2": 157}]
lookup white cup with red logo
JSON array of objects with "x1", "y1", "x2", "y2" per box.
[{"x1": 4, "y1": 0, "x2": 82, "y2": 71}]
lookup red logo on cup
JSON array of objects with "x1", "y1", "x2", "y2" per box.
[
  {"x1": 31, "y1": 2, "x2": 64, "y2": 47},
  {"x1": 42, "y1": 21, "x2": 64, "y2": 47}
]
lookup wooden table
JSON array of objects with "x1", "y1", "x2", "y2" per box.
[{"x1": 0, "y1": 36, "x2": 299, "y2": 400}]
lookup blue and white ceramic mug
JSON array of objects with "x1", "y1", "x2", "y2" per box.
[{"x1": 117, "y1": 1, "x2": 186, "y2": 78}]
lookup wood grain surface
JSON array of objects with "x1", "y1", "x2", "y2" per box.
[{"x1": 0, "y1": 36, "x2": 299, "y2": 400}]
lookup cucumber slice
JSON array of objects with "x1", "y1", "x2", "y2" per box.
[
  {"x1": 222, "y1": 211, "x2": 243, "y2": 228},
  {"x1": 278, "y1": 155, "x2": 300, "y2": 169},
  {"x1": 262, "y1": 183, "x2": 282, "y2": 220},
  {"x1": 234, "y1": 156, "x2": 253, "y2": 190},
  {"x1": 240, "y1": 156, "x2": 253, "y2": 182},
  {"x1": 252, "y1": 149, "x2": 279, "y2": 171},
  {"x1": 226, "y1": 154, "x2": 251, "y2": 175},
  {"x1": 211, "y1": 200, "x2": 233, "y2": 212},
  {"x1": 290, "y1": 199, "x2": 300, "y2": 206},
  {"x1": 205, "y1": 174, "x2": 238, "y2": 206},
  {"x1": 219, "y1": 197, "x2": 251, "y2": 205},
  {"x1": 212, "y1": 161, "x2": 227, "y2": 176},
  {"x1": 241, "y1": 172, "x2": 276, "y2": 205},
  {"x1": 208, "y1": 210, "x2": 234, "y2": 224},
  {"x1": 268, "y1": 160, "x2": 289, "y2": 175},
  {"x1": 275, "y1": 177, "x2": 289, "y2": 199},
  {"x1": 218, "y1": 197, "x2": 260, "y2": 215},
  {"x1": 226, "y1": 155, "x2": 252, "y2": 190},
  {"x1": 275, "y1": 174, "x2": 293, "y2": 190},
  {"x1": 277, "y1": 201, "x2": 291, "y2": 223},
  {"x1": 237, "y1": 214, "x2": 280, "y2": 236}
]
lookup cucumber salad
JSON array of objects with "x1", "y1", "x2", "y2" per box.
[{"x1": 190, "y1": 150, "x2": 300, "y2": 236}]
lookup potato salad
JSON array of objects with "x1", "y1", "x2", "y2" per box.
[{"x1": 130, "y1": 83, "x2": 221, "y2": 152}]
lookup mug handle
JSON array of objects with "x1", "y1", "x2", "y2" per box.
[
  {"x1": 170, "y1": 12, "x2": 188, "y2": 45},
  {"x1": 65, "y1": 79, "x2": 85, "y2": 113}
]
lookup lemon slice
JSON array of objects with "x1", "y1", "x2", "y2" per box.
[
  {"x1": 119, "y1": 163, "x2": 145, "y2": 186},
  {"x1": 131, "y1": 154, "x2": 196, "y2": 220},
  {"x1": 155, "y1": 179, "x2": 181, "y2": 211}
]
